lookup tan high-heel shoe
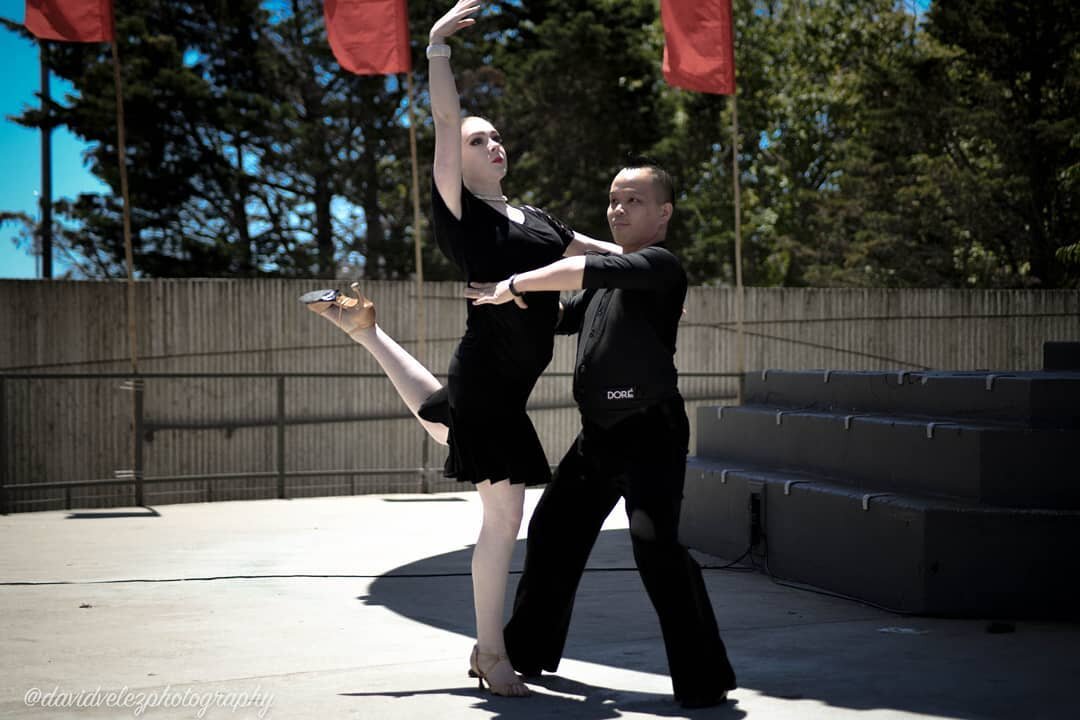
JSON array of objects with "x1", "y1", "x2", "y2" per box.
[
  {"x1": 468, "y1": 645, "x2": 531, "y2": 697},
  {"x1": 299, "y1": 282, "x2": 375, "y2": 334}
]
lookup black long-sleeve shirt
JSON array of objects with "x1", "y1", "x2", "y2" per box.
[{"x1": 556, "y1": 244, "x2": 688, "y2": 427}]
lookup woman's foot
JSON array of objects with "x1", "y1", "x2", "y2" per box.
[
  {"x1": 469, "y1": 645, "x2": 531, "y2": 698},
  {"x1": 299, "y1": 283, "x2": 375, "y2": 335}
]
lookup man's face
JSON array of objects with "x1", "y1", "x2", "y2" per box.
[{"x1": 606, "y1": 168, "x2": 671, "y2": 250}]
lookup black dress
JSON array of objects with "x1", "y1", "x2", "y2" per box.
[{"x1": 423, "y1": 180, "x2": 573, "y2": 485}]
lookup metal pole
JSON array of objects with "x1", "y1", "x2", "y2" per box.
[
  {"x1": 0, "y1": 376, "x2": 7, "y2": 515},
  {"x1": 406, "y1": 72, "x2": 426, "y2": 364},
  {"x1": 406, "y1": 72, "x2": 431, "y2": 492},
  {"x1": 39, "y1": 41, "x2": 53, "y2": 279},
  {"x1": 110, "y1": 30, "x2": 142, "y2": 508},
  {"x1": 134, "y1": 380, "x2": 144, "y2": 506},
  {"x1": 277, "y1": 376, "x2": 286, "y2": 499},
  {"x1": 731, "y1": 92, "x2": 745, "y2": 404},
  {"x1": 110, "y1": 40, "x2": 137, "y2": 374}
]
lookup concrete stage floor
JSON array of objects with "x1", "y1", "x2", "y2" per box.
[{"x1": 1, "y1": 490, "x2": 1075, "y2": 719}]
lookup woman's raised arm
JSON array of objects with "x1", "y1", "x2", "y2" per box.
[{"x1": 428, "y1": 0, "x2": 481, "y2": 219}]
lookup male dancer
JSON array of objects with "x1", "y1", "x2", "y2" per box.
[{"x1": 465, "y1": 159, "x2": 737, "y2": 708}]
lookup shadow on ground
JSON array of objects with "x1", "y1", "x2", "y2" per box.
[
  {"x1": 341, "y1": 676, "x2": 748, "y2": 720},
  {"x1": 362, "y1": 526, "x2": 1074, "y2": 720},
  {"x1": 65, "y1": 507, "x2": 162, "y2": 519}
]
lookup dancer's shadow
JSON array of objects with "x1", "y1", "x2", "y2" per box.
[
  {"x1": 361, "y1": 523, "x2": 1075, "y2": 720},
  {"x1": 360, "y1": 529, "x2": 740, "y2": 715},
  {"x1": 340, "y1": 674, "x2": 746, "y2": 720},
  {"x1": 360, "y1": 529, "x2": 648, "y2": 642}
]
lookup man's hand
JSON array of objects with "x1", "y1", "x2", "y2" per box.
[{"x1": 465, "y1": 279, "x2": 528, "y2": 309}]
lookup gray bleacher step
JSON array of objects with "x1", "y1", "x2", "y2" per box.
[
  {"x1": 695, "y1": 404, "x2": 1080, "y2": 509},
  {"x1": 681, "y1": 457, "x2": 1080, "y2": 618},
  {"x1": 742, "y1": 369, "x2": 1080, "y2": 428}
]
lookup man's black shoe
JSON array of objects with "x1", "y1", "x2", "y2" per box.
[{"x1": 676, "y1": 691, "x2": 728, "y2": 709}]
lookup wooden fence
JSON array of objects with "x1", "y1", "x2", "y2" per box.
[{"x1": 1, "y1": 279, "x2": 1077, "y2": 512}]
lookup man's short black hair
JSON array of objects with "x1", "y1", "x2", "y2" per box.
[{"x1": 621, "y1": 155, "x2": 675, "y2": 207}]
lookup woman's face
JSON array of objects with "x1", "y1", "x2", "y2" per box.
[{"x1": 460, "y1": 116, "x2": 508, "y2": 186}]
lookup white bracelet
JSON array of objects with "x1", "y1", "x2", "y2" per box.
[{"x1": 426, "y1": 44, "x2": 451, "y2": 59}]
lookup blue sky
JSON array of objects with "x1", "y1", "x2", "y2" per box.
[{"x1": 0, "y1": 0, "x2": 110, "y2": 278}]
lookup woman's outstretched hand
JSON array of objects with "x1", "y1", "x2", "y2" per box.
[
  {"x1": 430, "y1": 0, "x2": 482, "y2": 44},
  {"x1": 465, "y1": 279, "x2": 528, "y2": 309}
]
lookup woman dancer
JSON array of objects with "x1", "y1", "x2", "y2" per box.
[{"x1": 301, "y1": 0, "x2": 618, "y2": 698}]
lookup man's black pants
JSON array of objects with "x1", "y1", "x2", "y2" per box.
[{"x1": 504, "y1": 396, "x2": 736, "y2": 701}]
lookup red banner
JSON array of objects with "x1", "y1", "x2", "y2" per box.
[
  {"x1": 24, "y1": 0, "x2": 114, "y2": 42},
  {"x1": 325, "y1": 0, "x2": 411, "y2": 76},
  {"x1": 661, "y1": 0, "x2": 735, "y2": 95}
]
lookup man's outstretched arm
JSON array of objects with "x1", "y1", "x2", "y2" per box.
[{"x1": 464, "y1": 256, "x2": 586, "y2": 308}]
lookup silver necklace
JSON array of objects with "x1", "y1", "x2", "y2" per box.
[{"x1": 473, "y1": 192, "x2": 508, "y2": 203}]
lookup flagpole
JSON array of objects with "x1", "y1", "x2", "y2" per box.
[
  {"x1": 405, "y1": 72, "x2": 426, "y2": 364},
  {"x1": 659, "y1": 0, "x2": 741, "y2": 400},
  {"x1": 109, "y1": 43, "x2": 137, "y2": 372},
  {"x1": 731, "y1": 92, "x2": 745, "y2": 404},
  {"x1": 405, "y1": 70, "x2": 429, "y2": 491},
  {"x1": 39, "y1": 40, "x2": 53, "y2": 279},
  {"x1": 110, "y1": 31, "x2": 142, "y2": 504}
]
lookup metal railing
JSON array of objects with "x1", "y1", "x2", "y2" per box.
[{"x1": 0, "y1": 371, "x2": 740, "y2": 514}]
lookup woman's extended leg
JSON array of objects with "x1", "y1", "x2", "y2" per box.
[
  {"x1": 302, "y1": 288, "x2": 449, "y2": 446},
  {"x1": 472, "y1": 479, "x2": 530, "y2": 697}
]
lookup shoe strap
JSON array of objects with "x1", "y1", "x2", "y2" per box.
[{"x1": 475, "y1": 651, "x2": 511, "y2": 673}]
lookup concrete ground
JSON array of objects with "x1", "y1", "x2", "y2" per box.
[{"x1": 1, "y1": 489, "x2": 1075, "y2": 720}]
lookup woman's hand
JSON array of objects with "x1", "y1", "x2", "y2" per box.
[
  {"x1": 465, "y1": 279, "x2": 528, "y2": 309},
  {"x1": 430, "y1": 0, "x2": 482, "y2": 44}
]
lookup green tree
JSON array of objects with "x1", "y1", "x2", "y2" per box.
[
  {"x1": 8, "y1": 1, "x2": 302, "y2": 277},
  {"x1": 261, "y1": 0, "x2": 410, "y2": 279},
  {"x1": 812, "y1": 0, "x2": 1080, "y2": 288},
  {"x1": 503, "y1": 0, "x2": 669, "y2": 237},
  {"x1": 623, "y1": 0, "x2": 924, "y2": 286},
  {"x1": 9, "y1": 0, "x2": 1075, "y2": 288},
  {"x1": 7, "y1": 0, "x2": 435, "y2": 279},
  {"x1": 926, "y1": 0, "x2": 1079, "y2": 287}
]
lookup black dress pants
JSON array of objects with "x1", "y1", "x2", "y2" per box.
[{"x1": 504, "y1": 397, "x2": 736, "y2": 701}]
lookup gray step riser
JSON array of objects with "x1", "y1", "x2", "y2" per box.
[
  {"x1": 742, "y1": 372, "x2": 1080, "y2": 428},
  {"x1": 680, "y1": 460, "x2": 1079, "y2": 618},
  {"x1": 696, "y1": 407, "x2": 1080, "y2": 508}
]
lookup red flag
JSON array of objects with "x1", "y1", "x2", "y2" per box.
[
  {"x1": 325, "y1": 0, "x2": 411, "y2": 76},
  {"x1": 24, "y1": 0, "x2": 114, "y2": 43},
  {"x1": 661, "y1": 0, "x2": 735, "y2": 95}
]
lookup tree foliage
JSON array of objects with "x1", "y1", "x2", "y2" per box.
[{"x1": 3, "y1": 0, "x2": 1077, "y2": 287}]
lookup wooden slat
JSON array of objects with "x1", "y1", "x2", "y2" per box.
[{"x1": 1, "y1": 279, "x2": 1077, "y2": 511}]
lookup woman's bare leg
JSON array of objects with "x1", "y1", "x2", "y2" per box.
[
  {"x1": 305, "y1": 292, "x2": 449, "y2": 446},
  {"x1": 472, "y1": 479, "x2": 530, "y2": 696},
  {"x1": 345, "y1": 324, "x2": 449, "y2": 446}
]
